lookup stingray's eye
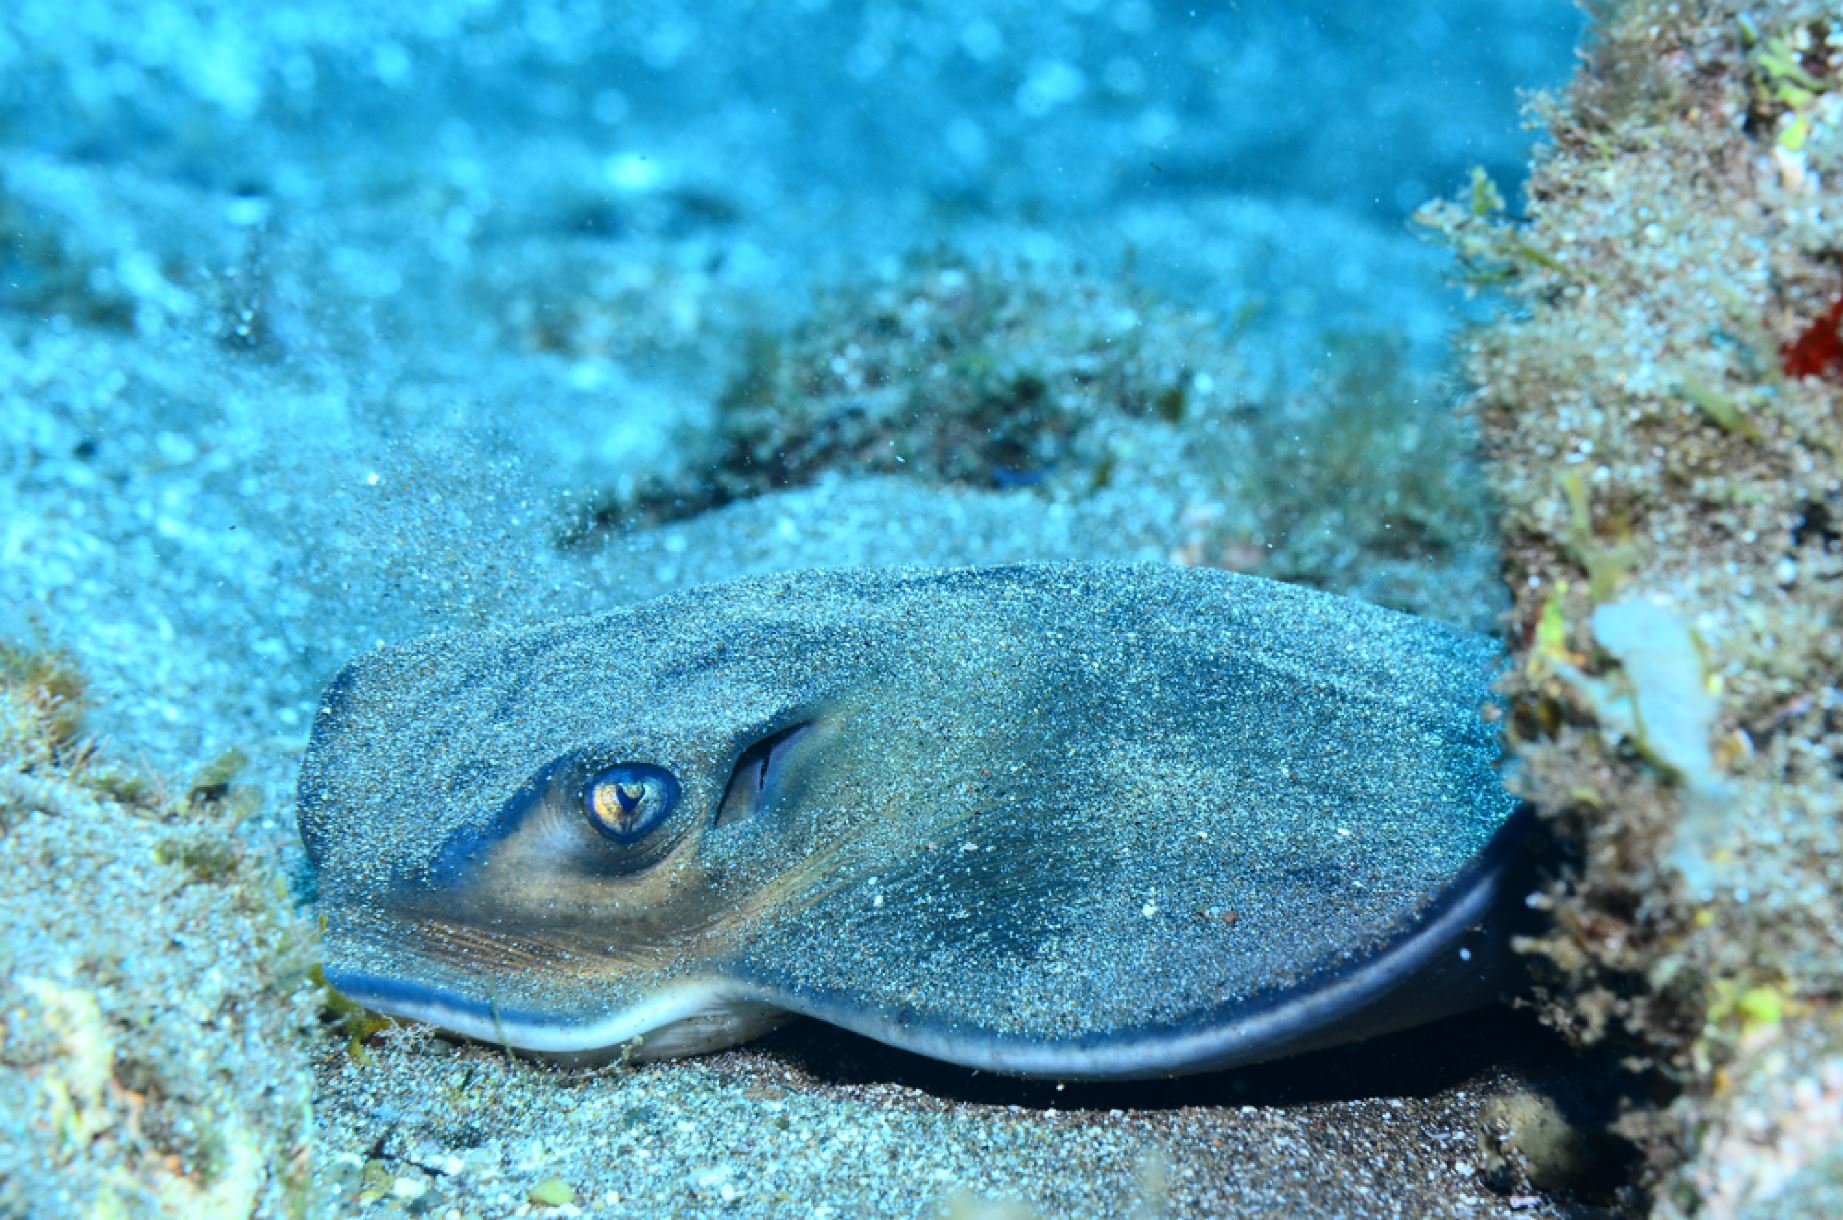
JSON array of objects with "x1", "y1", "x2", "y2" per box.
[{"x1": 584, "y1": 764, "x2": 680, "y2": 843}]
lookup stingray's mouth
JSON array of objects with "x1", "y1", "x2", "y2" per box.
[
  {"x1": 322, "y1": 965, "x2": 740, "y2": 1061},
  {"x1": 321, "y1": 962, "x2": 785, "y2": 1057},
  {"x1": 318, "y1": 903, "x2": 791, "y2": 1058}
]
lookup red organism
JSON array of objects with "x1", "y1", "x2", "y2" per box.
[{"x1": 1782, "y1": 293, "x2": 1843, "y2": 381}]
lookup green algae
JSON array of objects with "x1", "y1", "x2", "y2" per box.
[
  {"x1": 1556, "y1": 469, "x2": 1635, "y2": 604},
  {"x1": 0, "y1": 639, "x2": 87, "y2": 757},
  {"x1": 1732, "y1": 984, "x2": 1787, "y2": 1033},
  {"x1": 527, "y1": 1176, "x2": 576, "y2": 1207},
  {"x1": 1675, "y1": 371, "x2": 1762, "y2": 442},
  {"x1": 310, "y1": 963, "x2": 393, "y2": 1064},
  {"x1": 1413, "y1": 167, "x2": 1579, "y2": 289},
  {"x1": 186, "y1": 747, "x2": 249, "y2": 809}
]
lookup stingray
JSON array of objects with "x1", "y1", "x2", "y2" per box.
[{"x1": 298, "y1": 563, "x2": 1525, "y2": 1079}]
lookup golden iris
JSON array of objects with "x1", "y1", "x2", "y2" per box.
[{"x1": 583, "y1": 764, "x2": 679, "y2": 843}]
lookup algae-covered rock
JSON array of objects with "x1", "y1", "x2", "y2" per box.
[
  {"x1": 552, "y1": 248, "x2": 1256, "y2": 536},
  {"x1": 1421, "y1": 0, "x2": 1843, "y2": 1207},
  {"x1": 708, "y1": 251, "x2": 1243, "y2": 498},
  {"x1": 569, "y1": 251, "x2": 1505, "y2": 632},
  {"x1": 0, "y1": 645, "x2": 317, "y2": 1216}
]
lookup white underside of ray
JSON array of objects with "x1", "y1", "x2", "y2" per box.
[{"x1": 360, "y1": 982, "x2": 791, "y2": 1061}]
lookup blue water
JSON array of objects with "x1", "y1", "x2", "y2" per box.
[{"x1": 0, "y1": 0, "x2": 1580, "y2": 806}]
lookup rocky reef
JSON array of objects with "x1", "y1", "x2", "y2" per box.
[{"x1": 1420, "y1": 1, "x2": 1842, "y2": 1211}]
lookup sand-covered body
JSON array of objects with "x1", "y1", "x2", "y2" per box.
[{"x1": 301, "y1": 563, "x2": 1520, "y2": 1078}]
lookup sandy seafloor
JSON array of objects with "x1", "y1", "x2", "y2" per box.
[{"x1": 0, "y1": 1, "x2": 1617, "y2": 1216}]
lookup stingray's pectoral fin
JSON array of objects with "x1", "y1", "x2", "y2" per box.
[{"x1": 724, "y1": 806, "x2": 1537, "y2": 1081}]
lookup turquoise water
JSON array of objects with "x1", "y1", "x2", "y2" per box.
[{"x1": 0, "y1": 0, "x2": 1581, "y2": 784}]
